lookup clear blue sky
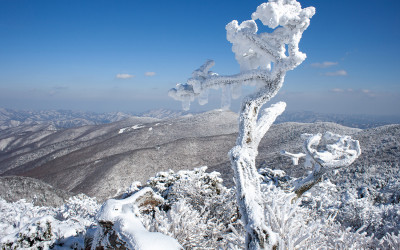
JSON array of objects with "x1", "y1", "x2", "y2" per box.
[{"x1": 0, "y1": 0, "x2": 399, "y2": 115}]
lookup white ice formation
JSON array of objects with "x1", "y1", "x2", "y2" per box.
[
  {"x1": 169, "y1": 0, "x2": 315, "y2": 248},
  {"x1": 292, "y1": 132, "x2": 361, "y2": 198},
  {"x1": 280, "y1": 150, "x2": 306, "y2": 165},
  {"x1": 93, "y1": 187, "x2": 182, "y2": 249}
]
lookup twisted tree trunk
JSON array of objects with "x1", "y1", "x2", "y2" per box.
[
  {"x1": 229, "y1": 75, "x2": 285, "y2": 249},
  {"x1": 169, "y1": 1, "x2": 315, "y2": 248}
]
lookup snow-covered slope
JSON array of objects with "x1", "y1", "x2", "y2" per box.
[
  {"x1": 0, "y1": 110, "x2": 399, "y2": 202},
  {"x1": 0, "y1": 176, "x2": 71, "y2": 207},
  {"x1": 0, "y1": 110, "x2": 238, "y2": 201}
]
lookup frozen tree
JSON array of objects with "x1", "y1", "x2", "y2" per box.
[
  {"x1": 287, "y1": 132, "x2": 361, "y2": 198},
  {"x1": 169, "y1": 0, "x2": 315, "y2": 248}
]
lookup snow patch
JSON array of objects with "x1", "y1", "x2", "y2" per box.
[
  {"x1": 132, "y1": 124, "x2": 144, "y2": 130},
  {"x1": 0, "y1": 137, "x2": 13, "y2": 151},
  {"x1": 118, "y1": 124, "x2": 145, "y2": 134},
  {"x1": 118, "y1": 128, "x2": 128, "y2": 134}
]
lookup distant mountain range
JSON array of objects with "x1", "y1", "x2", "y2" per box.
[
  {"x1": 1, "y1": 107, "x2": 400, "y2": 130},
  {"x1": 0, "y1": 108, "x2": 399, "y2": 202},
  {"x1": 275, "y1": 111, "x2": 400, "y2": 129},
  {"x1": 0, "y1": 108, "x2": 131, "y2": 130}
]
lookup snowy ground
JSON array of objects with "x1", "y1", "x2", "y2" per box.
[{"x1": 1, "y1": 166, "x2": 399, "y2": 249}]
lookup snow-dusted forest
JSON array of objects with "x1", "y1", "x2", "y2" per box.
[
  {"x1": 1, "y1": 0, "x2": 400, "y2": 249},
  {"x1": 1, "y1": 165, "x2": 400, "y2": 249}
]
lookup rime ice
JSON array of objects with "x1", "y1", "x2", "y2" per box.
[
  {"x1": 169, "y1": 0, "x2": 315, "y2": 248},
  {"x1": 93, "y1": 188, "x2": 182, "y2": 249}
]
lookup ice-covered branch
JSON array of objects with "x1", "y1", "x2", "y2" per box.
[
  {"x1": 303, "y1": 132, "x2": 361, "y2": 171},
  {"x1": 169, "y1": 0, "x2": 315, "y2": 248},
  {"x1": 294, "y1": 132, "x2": 361, "y2": 198},
  {"x1": 280, "y1": 150, "x2": 306, "y2": 165},
  {"x1": 168, "y1": 61, "x2": 281, "y2": 111},
  {"x1": 169, "y1": 1, "x2": 314, "y2": 112},
  {"x1": 254, "y1": 101, "x2": 286, "y2": 148},
  {"x1": 227, "y1": 0, "x2": 315, "y2": 73}
]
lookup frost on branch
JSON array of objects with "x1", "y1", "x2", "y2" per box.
[
  {"x1": 290, "y1": 132, "x2": 361, "y2": 198},
  {"x1": 169, "y1": 0, "x2": 314, "y2": 248},
  {"x1": 304, "y1": 132, "x2": 361, "y2": 169},
  {"x1": 280, "y1": 150, "x2": 306, "y2": 165},
  {"x1": 169, "y1": 1, "x2": 315, "y2": 111}
]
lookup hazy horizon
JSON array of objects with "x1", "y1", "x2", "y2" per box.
[{"x1": 1, "y1": 0, "x2": 399, "y2": 116}]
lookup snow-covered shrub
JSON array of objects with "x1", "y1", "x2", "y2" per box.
[
  {"x1": 143, "y1": 161, "x2": 400, "y2": 249},
  {"x1": 0, "y1": 195, "x2": 100, "y2": 249},
  {"x1": 257, "y1": 163, "x2": 400, "y2": 248},
  {"x1": 91, "y1": 187, "x2": 181, "y2": 250},
  {"x1": 331, "y1": 163, "x2": 400, "y2": 205},
  {"x1": 142, "y1": 200, "x2": 209, "y2": 249},
  {"x1": 56, "y1": 193, "x2": 99, "y2": 227},
  {"x1": 1, "y1": 215, "x2": 87, "y2": 249},
  {"x1": 381, "y1": 232, "x2": 400, "y2": 249},
  {"x1": 334, "y1": 191, "x2": 400, "y2": 239},
  {"x1": 300, "y1": 178, "x2": 342, "y2": 220},
  {"x1": 145, "y1": 167, "x2": 241, "y2": 249},
  {"x1": 147, "y1": 167, "x2": 223, "y2": 201},
  {"x1": 0, "y1": 198, "x2": 55, "y2": 240},
  {"x1": 2, "y1": 164, "x2": 400, "y2": 249},
  {"x1": 148, "y1": 167, "x2": 237, "y2": 228},
  {"x1": 313, "y1": 221, "x2": 377, "y2": 249},
  {"x1": 298, "y1": 165, "x2": 400, "y2": 240},
  {"x1": 261, "y1": 183, "x2": 307, "y2": 248}
]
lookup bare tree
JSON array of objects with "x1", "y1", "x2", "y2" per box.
[{"x1": 169, "y1": 1, "x2": 315, "y2": 248}]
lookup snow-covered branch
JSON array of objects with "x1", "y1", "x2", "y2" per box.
[
  {"x1": 293, "y1": 132, "x2": 361, "y2": 198},
  {"x1": 280, "y1": 150, "x2": 306, "y2": 165},
  {"x1": 169, "y1": 1, "x2": 315, "y2": 112},
  {"x1": 254, "y1": 102, "x2": 286, "y2": 147},
  {"x1": 168, "y1": 61, "x2": 281, "y2": 111},
  {"x1": 304, "y1": 132, "x2": 361, "y2": 170},
  {"x1": 169, "y1": 0, "x2": 314, "y2": 248}
]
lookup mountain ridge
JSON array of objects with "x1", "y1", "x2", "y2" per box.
[
  {"x1": 0, "y1": 109, "x2": 399, "y2": 201},
  {"x1": 1, "y1": 107, "x2": 400, "y2": 130}
]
